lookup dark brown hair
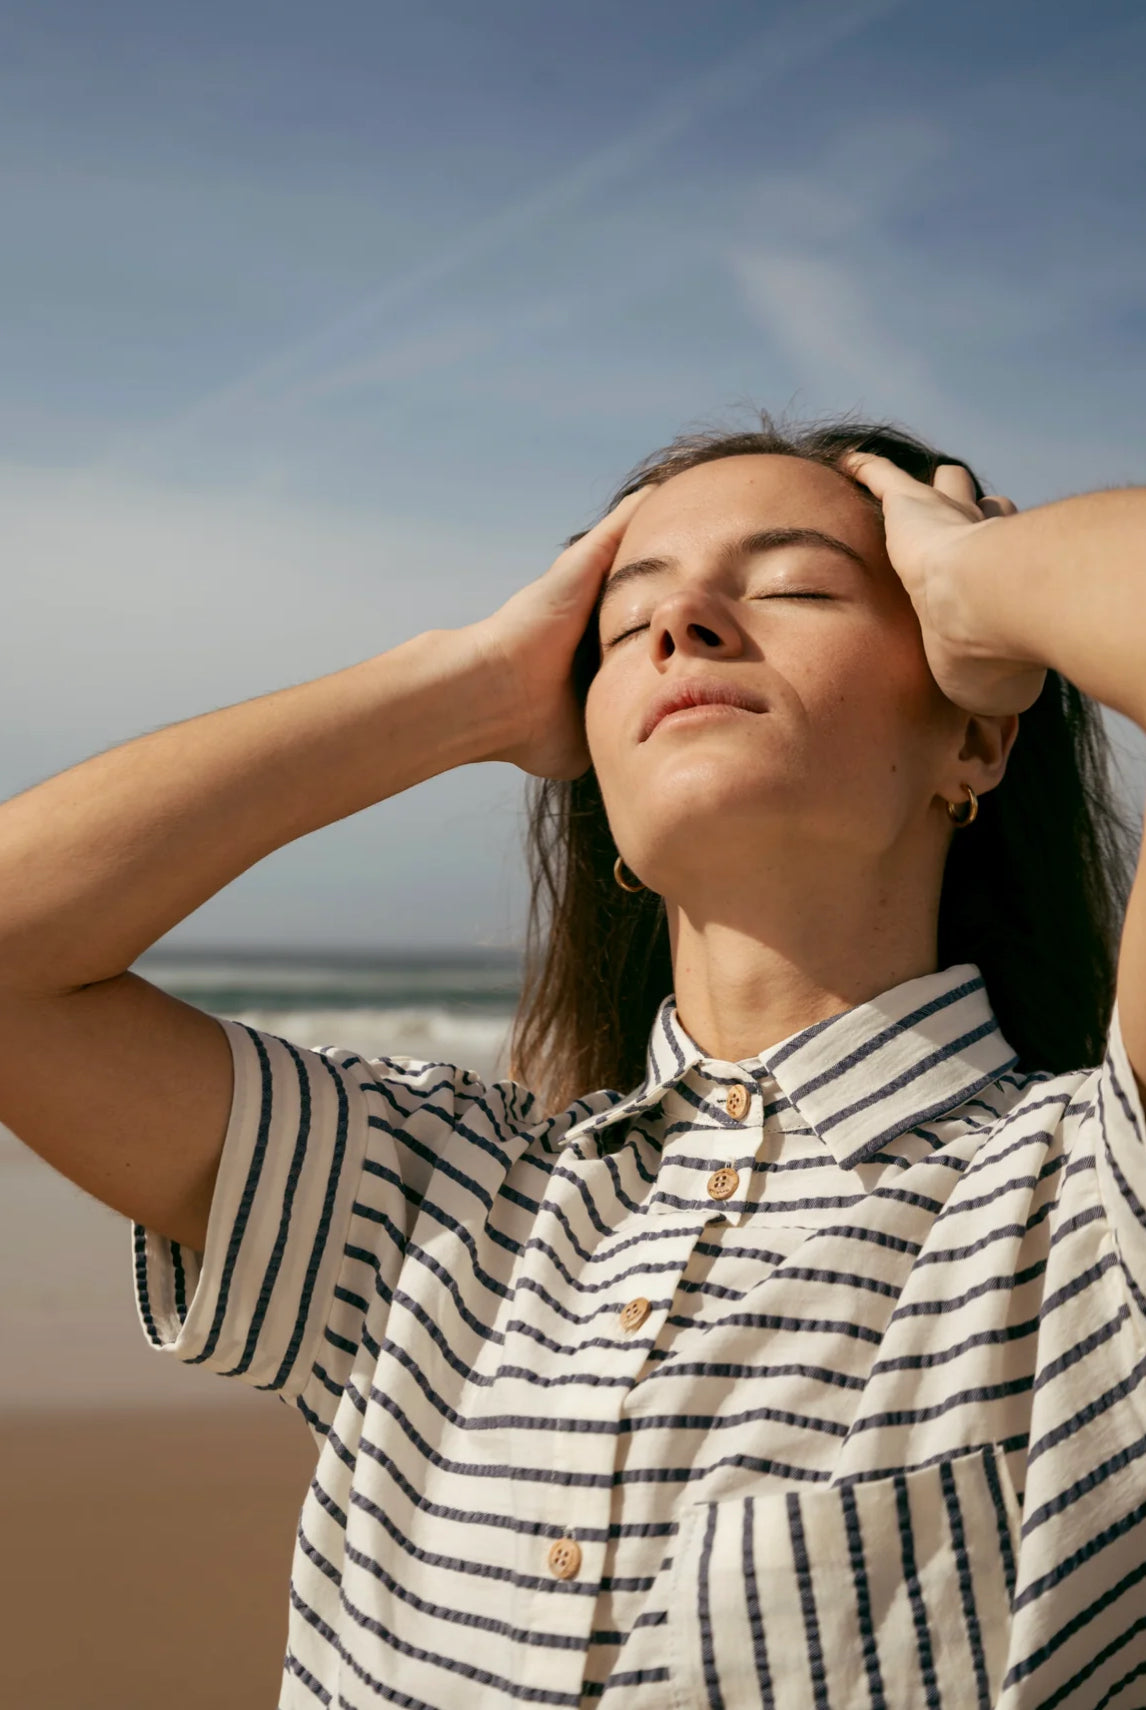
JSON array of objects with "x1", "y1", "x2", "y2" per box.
[{"x1": 509, "y1": 409, "x2": 1141, "y2": 1111}]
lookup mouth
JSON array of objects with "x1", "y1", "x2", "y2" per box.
[{"x1": 640, "y1": 681, "x2": 769, "y2": 742}]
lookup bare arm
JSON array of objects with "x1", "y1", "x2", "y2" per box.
[{"x1": 0, "y1": 491, "x2": 647, "y2": 1249}]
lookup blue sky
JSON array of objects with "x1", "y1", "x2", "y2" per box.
[{"x1": 1, "y1": 0, "x2": 1143, "y2": 948}]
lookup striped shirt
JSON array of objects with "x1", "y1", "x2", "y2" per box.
[{"x1": 133, "y1": 959, "x2": 1146, "y2": 1709}]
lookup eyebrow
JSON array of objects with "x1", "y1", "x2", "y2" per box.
[{"x1": 599, "y1": 526, "x2": 869, "y2": 606}]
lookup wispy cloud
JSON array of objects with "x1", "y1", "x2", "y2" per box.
[
  {"x1": 732, "y1": 248, "x2": 951, "y2": 426},
  {"x1": 97, "y1": 0, "x2": 907, "y2": 463},
  {"x1": 725, "y1": 90, "x2": 1146, "y2": 503},
  {"x1": 727, "y1": 115, "x2": 959, "y2": 424},
  {"x1": 299, "y1": 293, "x2": 582, "y2": 403}
]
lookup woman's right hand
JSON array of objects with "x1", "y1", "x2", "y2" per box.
[{"x1": 468, "y1": 488, "x2": 651, "y2": 780}]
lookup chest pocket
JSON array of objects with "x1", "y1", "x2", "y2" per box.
[{"x1": 667, "y1": 1445, "x2": 1020, "y2": 1710}]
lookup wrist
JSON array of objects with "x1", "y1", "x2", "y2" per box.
[
  {"x1": 397, "y1": 622, "x2": 525, "y2": 767},
  {"x1": 931, "y1": 517, "x2": 1041, "y2": 666}
]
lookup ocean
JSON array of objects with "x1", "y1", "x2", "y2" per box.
[{"x1": 133, "y1": 945, "x2": 523, "y2": 1083}]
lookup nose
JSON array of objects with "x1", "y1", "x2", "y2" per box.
[{"x1": 649, "y1": 586, "x2": 742, "y2": 663}]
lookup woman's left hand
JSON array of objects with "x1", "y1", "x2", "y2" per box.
[{"x1": 839, "y1": 451, "x2": 1048, "y2": 716}]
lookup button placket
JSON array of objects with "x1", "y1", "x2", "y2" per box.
[
  {"x1": 711, "y1": 1071, "x2": 768, "y2": 1224},
  {"x1": 496, "y1": 1162, "x2": 628, "y2": 1695}
]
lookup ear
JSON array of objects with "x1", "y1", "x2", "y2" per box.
[{"x1": 947, "y1": 711, "x2": 1021, "y2": 799}]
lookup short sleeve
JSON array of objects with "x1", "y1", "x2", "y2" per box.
[
  {"x1": 1091, "y1": 995, "x2": 1146, "y2": 1315},
  {"x1": 131, "y1": 1017, "x2": 481, "y2": 1436}
]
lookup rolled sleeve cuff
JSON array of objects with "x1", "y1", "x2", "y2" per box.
[{"x1": 132, "y1": 1017, "x2": 370, "y2": 1402}]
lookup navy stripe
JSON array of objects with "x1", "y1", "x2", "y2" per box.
[
  {"x1": 837, "y1": 1035, "x2": 1019, "y2": 1168},
  {"x1": 787, "y1": 1492, "x2": 830, "y2": 1710},
  {"x1": 1022, "y1": 1425, "x2": 1146, "y2": 1537},
  {"x1": 190, "y1": 1022, "x2": 275, "y2": 1365},
  {"x1": 171, "y1": 1238, "x2": 188, "y2": 1323},
  {"x1": 132, "y1": 1221, "x2": 161, "y2": 1345},
  {"x1": 283, "y1": 1647, "x2": 333, "y2": 1704},
  {"x1": 1102, "y1": 1039, "x2": 1145, "y2": 1140},
  {"x1": 697, "y1": 1503, "x2": 725, "y2": 1710},
  {"x1": 224, "y1": 1036, "x2": 315, "y2": 1378},
  {"x1": 741, "y1": 1496, "x2": 774, "y2": 1708},
  {"x1": 1003, "y1": 1560, "x2": 1146, "y2": 1691},
  {"x1": 840, "y1": 1482, "x2": 886, "y2": 1710},
  {"x1": 582, "y1": 1665, "x2": 671, "y2": 1695},
  {"x1": 271, "y1": 1053, "x2": 353, "y2": 1391},
  {"x1": 981, "y1": 1445, "x2": 1017, "y2": 1604},
  {"x1": 1013, "y1": 1495, "x2": 1146, "y2": 1613},
  {"x1": 770, "y1": 974, "x2": 986, "y2": 1077},
  {"x1": 895, "y1": 1472, "x2": 941, "y2": 1709},
  {"x1": 341, "y1": 1532, "x2": 591, "y2": 1649},
  {"x1": 1093, "y1": 1655, "x2": 1146, "y2": 1710},
  {"x1": 334, "y1": 1583, "x2": 584, "y2": 1705},
  {"x1": 940, "y1": 1459, "x2": 991, "y2": 1708}
]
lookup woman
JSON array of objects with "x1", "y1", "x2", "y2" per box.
[{"x1": 2, "y1": 413, "x2": 1145, "y2": 1708}]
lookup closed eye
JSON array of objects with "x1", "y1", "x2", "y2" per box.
[
  {"x1": 605, "y1": 621, "x2": 650, "y2": 648},
  {"x1": 604, "y1": 593, "x2": 833, "y2": 649}
]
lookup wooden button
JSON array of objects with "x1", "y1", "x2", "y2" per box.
[
  {"x1": 619, "y1": 1296, "x2": 651, "y2": 1333},
  {"x1": 548, "y1": 1537, "x2": 582, "y2": 1579},
  {"x1": 707, "y1": 1166, "x2": 740, "y2": 1201},
  {"x1": 725, "y1": 1083, "x2": 751, "y2": 1121}
]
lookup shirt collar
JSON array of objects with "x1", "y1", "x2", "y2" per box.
[{"x1": 560, "y1": 962, "x2": 1018, "y2": 1170}]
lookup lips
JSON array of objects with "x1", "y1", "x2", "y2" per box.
[{"x1": 639, "y1": 680, "x2": 768, "y2": 742}]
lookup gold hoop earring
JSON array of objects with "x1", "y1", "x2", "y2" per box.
[
  {"x1": 946, "y1": 784, "x2": 979, "y2": 827},
  {"x1": 613, "y1": 854, "x2": 646, "y2": 893}
]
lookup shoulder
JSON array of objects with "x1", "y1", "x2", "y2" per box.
[
  {"x1": 971, "y1": 1001, "x2": 1146, "y2": 1158},
  {"x1": 320, "y1": 1041, "x2": 624, "y2": 1152}
]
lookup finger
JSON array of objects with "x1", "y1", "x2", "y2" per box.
[
  {"x1": 594, "y1": 485, "x2": 653, "y2": 542},
  {"x1": 837, "y1": 449, "x2": 930, "y2": 501},
  {"x1": 978, "y1": 494, "x2": 1019, "y2": 519},
  {"x1": 549, "y1": 487, "x2": 651, "y2": 596},
  {"x1": 932, "y1": 464, "x2": 980, "y2": 509},
  {"x1": 581, "y1": 487, "x2": 650, "y2": 565}
]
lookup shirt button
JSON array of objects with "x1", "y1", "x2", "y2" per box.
[
  {"x1": 619, "y1": 1296, "x2": 651, "y2": 1333},
  {"x1": 707, "y1": 1166, "x2": 740, "y2": 1201},
  {"x1": 725, "y1": 1082, "x2": 751, "y2": 1120},
  {"x1": 548, "y1": 1537, "x2": 582, "y2": 1580}
]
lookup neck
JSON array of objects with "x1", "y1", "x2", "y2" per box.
[{"x1": 666, "y1": 851, "x2": 945, "y2": 1063}]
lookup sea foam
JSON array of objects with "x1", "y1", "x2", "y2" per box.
[{"x1": 223, "y1": 1004, "x2": 515, "y2": 1085}]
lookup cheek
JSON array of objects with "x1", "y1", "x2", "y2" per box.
[
  {"x1": 584, "y1": 669, "x2": 630, "y2": 778},
  {"x1": 793, "y1": 626, "x2": 937, "y2": 757},
  {"x1": 820, "y1": 612, "x2": 929, "y2": 698}
]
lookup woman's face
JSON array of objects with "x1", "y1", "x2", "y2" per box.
[{"x1": 585, "y1": 453, "x2": 967, "y2": 896}]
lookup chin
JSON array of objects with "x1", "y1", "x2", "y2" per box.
[
  {"x1": 607, "y1": 757, "x2": 786, "y2": 862},
  {"x1": 648, "y1": 744, "x2": 785, "y2": 807}
]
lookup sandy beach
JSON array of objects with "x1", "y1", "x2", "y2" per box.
[
  {"x1": 0, "y1": 1122, "x2": 319, "y2": 1708},
  {"x1": 0, "y1": 1406, "x2": 317, "y2": 1708}
]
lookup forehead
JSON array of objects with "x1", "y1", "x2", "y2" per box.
[{"x1": 617, "y1": 453, "x2": 881, "y2": 556}]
